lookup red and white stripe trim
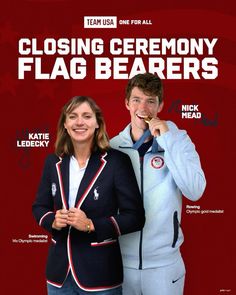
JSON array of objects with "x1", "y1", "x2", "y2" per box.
[
  {"x1": 56, "y1": 158, "x2": 68, "y2": 210},
  {"x1": 46, "y1": 280, "x2": 63, "y2": 288},
  {"x1": 47, "y1": 259, "x2": 70, "y2": 288},
  {"x1": 39, "y1": 211, "x2": 54, "y2": 226},
  {"x1": 51, "y1": 238, "x2": 56, "y2": 244},
  {"x1": 110, "y1": 216, "x2": 121, "y2": 236},
  {"x1": 91, "y1": 239, "x2": 117, "y2": 247}
]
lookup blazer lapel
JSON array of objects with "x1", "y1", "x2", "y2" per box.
[
  {"x1": 75, "y1": 151, "x2": 107, "y2": 209},
  {"x1": 55, "y1": 155, "x2": 70, "y2": 210}
]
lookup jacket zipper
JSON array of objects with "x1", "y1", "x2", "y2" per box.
[{"x1": 138, "y1": 157, "x2": 144, "y2": 269}]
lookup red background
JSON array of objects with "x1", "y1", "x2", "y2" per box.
[{"x1": 1, "y1": 1, "x2": 235, "y2": 294}]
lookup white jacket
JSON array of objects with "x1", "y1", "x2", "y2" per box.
[{"x1": 110, "y1": 121, "x2": 206, "y2": 269}]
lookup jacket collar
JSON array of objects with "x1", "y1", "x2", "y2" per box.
[{"x1": 55, "y1": 155, "x2": 70, "y2": 210}]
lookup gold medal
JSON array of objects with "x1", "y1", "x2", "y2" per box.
[{"x1": 143, "y1": 116, "x2": 152, "y2": 123}]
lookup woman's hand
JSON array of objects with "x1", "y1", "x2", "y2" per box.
[
  {"x1": 52, "y1": 209, "x2": 69, "y2": 230},
  {"x1": 67, "y1": 208, "x2": 95, "y2": 232}
]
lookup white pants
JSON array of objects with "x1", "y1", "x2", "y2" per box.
[{"x1": 122, "y1": 257, "x2": 186, "y2": 295}]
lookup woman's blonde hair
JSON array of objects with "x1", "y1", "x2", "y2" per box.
[{"x1": 55, "y1": 96, "x2": 110, "y2": 157}]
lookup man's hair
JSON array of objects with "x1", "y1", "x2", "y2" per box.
[
  {"x1": 55, "y1": 96, "x2": 110, "y2": 157},
  {"x1": 125, "y1": 73, "x2": 163, "y2": 103}
]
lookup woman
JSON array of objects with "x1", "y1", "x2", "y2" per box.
[{"x1": 32, "y1": 96, "x2": 145, "y2": 295}]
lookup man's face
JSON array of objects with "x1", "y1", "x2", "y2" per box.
[{"x1": 126, "y1": 86, "x2": 163, "y2": 133}]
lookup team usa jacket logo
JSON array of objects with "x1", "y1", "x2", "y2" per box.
[{"x1": 151, "y1": 156, "x2": 164, "y2": 169}]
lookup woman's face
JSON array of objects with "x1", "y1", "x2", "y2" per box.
[{"x1": 64, "y1": 102, "x2": 99, "y2": 147}]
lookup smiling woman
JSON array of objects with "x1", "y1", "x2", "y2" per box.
[
  {"x1": 32, "y1": 96, "x2": 145, "y2": 295},
  {"x1": 63, "y1": 101, "x2": 99, "y2": 154},
  {"x1": 55, "y1": 96, "x2": 109, "y2": 157}
]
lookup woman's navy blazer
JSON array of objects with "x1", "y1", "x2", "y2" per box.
[{"x1": 32, "y1": 148, "x2": 145, "y2": 292}]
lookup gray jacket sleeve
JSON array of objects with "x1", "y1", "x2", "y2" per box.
[{"x1": 156, "y1": 121, "x2": 206, "y2": 201}]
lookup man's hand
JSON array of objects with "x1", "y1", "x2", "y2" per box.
[{"x1": 149, "y1": 117, "x2": 169, "y2": 137}]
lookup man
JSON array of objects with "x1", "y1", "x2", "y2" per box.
[{"x1": 110, "y1": 73, "x2": 206, "y2": 295}]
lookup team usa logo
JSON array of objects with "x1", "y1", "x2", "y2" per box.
[{"x1": 151, "y1": 156, "x2": 164, "y2": 169}]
